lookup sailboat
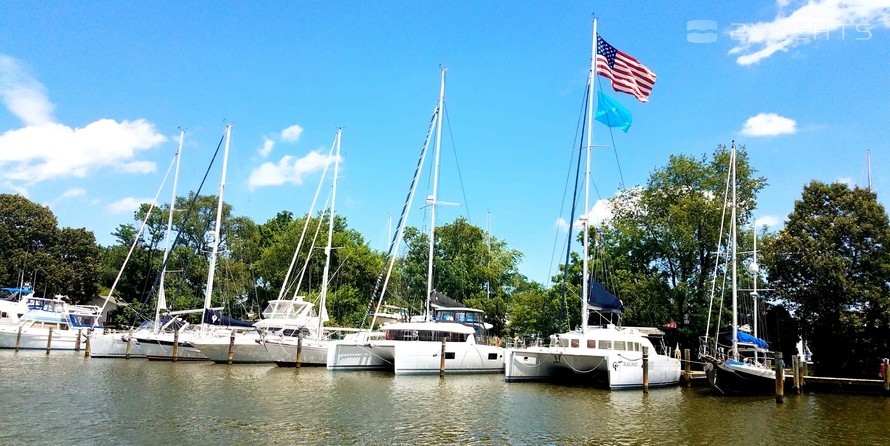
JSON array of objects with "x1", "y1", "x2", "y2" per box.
[
  {"x1": 327, "y1": 68, "x2": 504, "y2": 374},
  {"x1": 504, "y1": 20, "x2": 681, "y2": 388},
  {"x1": 700, "y1": 142, "x2": 779, "y2": 395},
  {"x1": 193, "y1": 129, "x2": 342, "y2": 365},
  {"x1": 135, "y1": 124, "x2": 236, "y2": 361},
  {"x1": 91, "y1": 130, "x2": 186, "y2": 359}
]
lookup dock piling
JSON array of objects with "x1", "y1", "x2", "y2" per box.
[
  {"x1": 125, "y1": 328, "x2": 133, "y2": 359},
  {"x1": 15, "y1": 325, "x2": 22, "y2": 352},
  {"x1": 884, "y1": 358, "x2": 889, "y2": 393},
  {"x1": 227, "y1": 333, "x2": 235, "y2": 365},
  {"x1": 792, "y1": 355, "x2": 801, "y2": 394},
  {"x1": 295, "y1": 336, "x2": 302, "y2": 368},
  {"x1": 75, "y1": 329, "x2": 82, "y2": 352},
  {"x1": 172, "y1": 329, "x2": 179, "y2": 362},
  {"x1": 642, "y1": 346, "x2": 649, "y2": 393},
  {"x1": 84, "y1": 329, "x2": 91, "y2": 357},
  {"x1": 683, "y1": 348, "x2": 691, "y2": 387},
  {"x1": 46, "y1": 327, "x2": 53, "y2": 354},
  {"x1": 775, "y1": 352, "x2": 784, "y2": 404},
  {"x1": 440, "y1": 337, "x2": 447, "y2": 378}
]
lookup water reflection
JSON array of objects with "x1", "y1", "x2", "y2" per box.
[{"x1": 1, "y1": 350, "x2": 887, "y2": 445}]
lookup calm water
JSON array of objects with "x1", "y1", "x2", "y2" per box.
[{"x1": 1, "y1": 350, "x2": 888, "y2": 445}]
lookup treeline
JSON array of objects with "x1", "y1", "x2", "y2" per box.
[{"x1": 2, "y1": 144, "x2": 888, "y2": 378}]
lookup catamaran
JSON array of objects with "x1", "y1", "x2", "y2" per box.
[
  {"x1": 327, "y1": 69, "x2": 504, "y2": 374},
  {"x1": 504, "y1": 19, "x2": 681, "y2": 388}
]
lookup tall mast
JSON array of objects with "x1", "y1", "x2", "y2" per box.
[
  {"x1": 203, "y1": 124, "x2": 231, "y2": 321},
  {"x1": 581, "y1": 18, "x2": 598, "y2": 333},
  {"x1": 867, "y1": 149, "x2": 872, "y2": 191},
  {"x1": 318, "y1": 128, "x2": 341, "y2": 336},
  {"x1": 425, "y1": 68, "x2": 446, "y2": 321},
  {"x1": 752, "y1": 224, "x2": 758, "y2": 341},
  {"x1": 730, "y1": 142, "x2": 738, "y2": 360},
  {"x1": 155, "y1": 129, "x2": 184, "y2": 328}
]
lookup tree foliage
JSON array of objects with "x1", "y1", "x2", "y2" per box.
[{"x1": 763, "y1": 181, "x2": 890, "y2": 377}]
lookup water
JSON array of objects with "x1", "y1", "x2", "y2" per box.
[{"x1": 2, "y1": 350, "x2": 887, "y2": 445}]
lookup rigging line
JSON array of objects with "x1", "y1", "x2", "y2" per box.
[
  {"x1": 131, "y1": 130, "x2": 227, "y2": 326},
  {"x1": 559, "y1": 80, "x2": 591, "y2": 333},
  {"x1": 594, "y1": 73, "x2": 626, "y2": 190},
  {"x1": 442, "y1": 102, "x2": 472, "y2": 225}
]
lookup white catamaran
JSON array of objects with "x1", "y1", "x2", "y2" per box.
[
  {"x1": 504, "y1": 20, "x2": 681, "y2": 388},
  {"x1": 327, "y1": 69, "x2": 504, "y2": 374}
]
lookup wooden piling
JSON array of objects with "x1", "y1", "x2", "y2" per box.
[
  {"x1": 125, "y1": 328, "x2": 133, "y2": 359},
  {"x1": 440, "y1": 337, "x2": 447, "y2": 378},
  {"x1": 792, "y1": 355, "x2": 801, "y2": 394},
  {"x1": 75, "y1": 329, "x2": 82, "y2": 352},
  {"x1": 15, "y1": 325, "x2": 22, "y2": 352},
  {"x1": 775, "y1": 352, "x2": 784, "y2": 404},
  {"x1": 884, "y1": 358, "x2": 889, "y2": 393},
  {"x1": 684, "y1": 348, "x2": 691, "y2": 387},
  {"x1": 172, "y1": 329, "x2": 180, "y2": 362},
  {"x1": 295, "y1": 336, "x2": 303, "y2": 368},
  {"x1": 227, "y1": 333, "x2": 235, "y2": 365},
  {"x1": 642, "y1": 346, "x2": 649, "y2": 393},
  {"x1": 84, "y1": 330, "x2": 91, "y2": 357},
  {"x1": 46, "y1": 327, "x2": 53, "y2": 354}
]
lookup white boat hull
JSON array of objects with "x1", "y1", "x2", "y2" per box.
[
  {"x1": 89, "y1": 332, "x2": 145, "y2": 358},
  {"x1": 191, "y1": 335, "x2": 272, "y2": 364},
  {"x1": 264, "y1": 338, "x2": 329, "y2": 366},
  {"x1": 505, "y1": 346, "x2": 681, "y2": 388},
  {"x1": 0, "y1": 325, "x2": 87, "y2": 351},
  {"x1": 326, "y1": 339, "x2": 393, "y2": 371},
  {"x1": 133, "y1": 334, "x2": 208, "y2": 361},
  {"x1": 393, "y1": 341, "x2": 504, "y2": 374}
]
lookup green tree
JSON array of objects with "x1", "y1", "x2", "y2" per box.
[
  {"x1": 763, "y1": 181, "x2": 890, "y2": 377},
  {"x1": 603, "y1": 146, "x2": 766, "y2": 345}
]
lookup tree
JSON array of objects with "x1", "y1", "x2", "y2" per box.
[
  {"x1": 602, "y1": 146, "x2": 766, "y2": 345},
  {"x1": 763, "y1": 181, "x2": 890, "y2": 377}
]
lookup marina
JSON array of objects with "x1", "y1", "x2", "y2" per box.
[{"x1": 2, "y1": 349, "x2": 888, "y2": 445}]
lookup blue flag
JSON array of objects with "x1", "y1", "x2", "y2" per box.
[{"x1": 595, "y1": 91, "x2": 632, "y2": 132}]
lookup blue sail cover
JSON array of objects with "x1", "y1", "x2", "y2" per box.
[
  {"x1": 735, "y1": 331, "x2": 769, "y2": 349},
  {"x1": 202, "y1": 309, "x2": 254, "y2": 328},
  {"x1": 587, "y1": 277, "x2": 625, "y2": 314}
]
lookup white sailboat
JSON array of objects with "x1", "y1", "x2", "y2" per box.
[
  {"x1": 91, "y1": 130, "x2": 186, "y2": 359},
  {"x1": 135, "y1": 124, "x2": 235, "y2": 361},
  {"x1": 327, "y1": 69, "x2": 504, "y2": 374},
  {"x1": 700, "y1": 142, "x2": 778, "y2": 395},
  {"x1": 504, "y1": 20, "x2": 681, "y2": 388}
]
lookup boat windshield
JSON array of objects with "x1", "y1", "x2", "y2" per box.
[{"x1": 384, "y1": 329, "x2": 468, "y2": 342}]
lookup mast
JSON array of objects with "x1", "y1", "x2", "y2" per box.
[
  {"x1": 581, "y1": 18, "x2": 598, "y2": 333},
  {"x1": 155, "y1": 129, "x2": 184, "y2": 329},
  {"x1": 317, "y1": 129, "x2": 341, "y2": 337},
  {"x1": 867, "y1": 149, "x2": 872, "y2": 191},
  {"x1": 730, "y1": 142, "x2": 738, "y2": 361},
  {"x1": 203, "y1": 124, "x2": 231, "y2": 323},
  {"x1": 425, "y1": 67, "x2": 446, "y2": 321}
]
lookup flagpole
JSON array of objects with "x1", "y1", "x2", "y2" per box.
[{"x1": 582, "y1": 17, "x2": 597, "y2": 334}]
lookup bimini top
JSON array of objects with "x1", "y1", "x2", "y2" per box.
[
  {"x1": 587, "y1": 277, "x2": 624, "y2": 314},
  {"x1": 735, "y1": 330, "x2": 769, "y2": 349}
]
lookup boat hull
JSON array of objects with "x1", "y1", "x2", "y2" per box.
[
  {"x1": 89, "y1": 332, "x2": 145, "y2": 358},
  {"x1": 0, "y1": 325, "x2": 87, "y2": 351},
  {"x1": 505, "y1": 347, "x2": 681, "y2": 389},
  {"x1": 264, "y1": 338, "x2": 329, "y2": 366},
  {"x1": 326, "y1": 339, "x2": 393, "y2": 371},
  {"x1": 704, "y1": 358, "x2": 779, "y2": 395},
  {"x1": 191, "y1": 336, "x2": 272, "y2": 364},
  {"x1": 392, "y1": 341, "x2": 504, "y2": 375},
  {"x1": 133, "y1": 335, "x2": 208, "y2": 361}
]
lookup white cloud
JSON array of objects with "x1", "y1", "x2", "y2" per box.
[
  {"x1": 247, "y1": 150, "x2": 338, "y2": 189},
  {"x1": 740, "y1": 113, "x2": 797, "y2": 137},
  {"x1": 755, "y1": 215, "x2": 781, "y2": 228},
  {"x1": 729, "y1": 0, "x2": 890, "y2": 65},
  {"x1": 107, "y1": 196, "x2": 149, "y2": 215},
  {"x1": 836, "y1": 176, "x2": 855, "y2": 186},
  {"x1": 0, "y1": 55, "x2": 55, "y2": 126},
  {"x1": 258, "y1": 137, "x2": 275, "y2": 157},
  {"x1": 575, "y1": 199, "x2": 614, "y2": 229},
  {"x1": 281, "y1": 124, "x2": 304, "y2": 143},
  {"x1": 555, "y1": 217, "x2": 569, "y2": 231},
  {"x1": 0, "y1": 54, "x2": 167, "y2": 193},
  {"x1": 45, "y1": 187, "x2": 86, "y2": 207},
  {"x1": 0, "y1": 119, "x2": 167, "y2": 186}
]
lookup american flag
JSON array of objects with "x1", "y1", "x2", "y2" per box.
[{"x1": 596, "y1": 35, "x2": 656, "y2": 103}]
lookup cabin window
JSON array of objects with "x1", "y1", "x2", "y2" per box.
[
  {"x1": 488, "y1": 353, "x2": 498, "y2": 360},
  {"x1": 614, "y1": 341, "x2": 626, "y2": 351},
  {"x1": 630, "y1": 342, "x2": 639, "y2": 352},
  {"x1": 559, "y1": 339, "x2": 569, "y2": 348},
  {"x1": 598, "y1": 340, "x2": 612, "y2": 350},
  {"x1": 384, "y1": 329, "x2": 467, "y2": 342},
  {"x1": 444, "y1": 352, "x2": 455, "y2": 360},
  {"x1": 587, "y1": 340, "x2": 596, "y2": 349},
  {"x1": 0, "y1": 311, "x2": 7, "y2": 318},
  {"x1": 571, "y1": 339, "x2": 580, "y2": 348}
]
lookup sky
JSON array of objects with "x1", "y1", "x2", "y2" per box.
[{"x1": 1, "y1": 1, "x2": 889, "y2": 286}]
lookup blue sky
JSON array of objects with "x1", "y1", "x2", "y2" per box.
[{"x1": 1, "y1": 1, "x2": 888, "y2": 285}]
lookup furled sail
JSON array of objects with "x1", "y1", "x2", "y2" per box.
[{"x1": 587, "y1": 276, "x2": 624, "y2": 314}]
